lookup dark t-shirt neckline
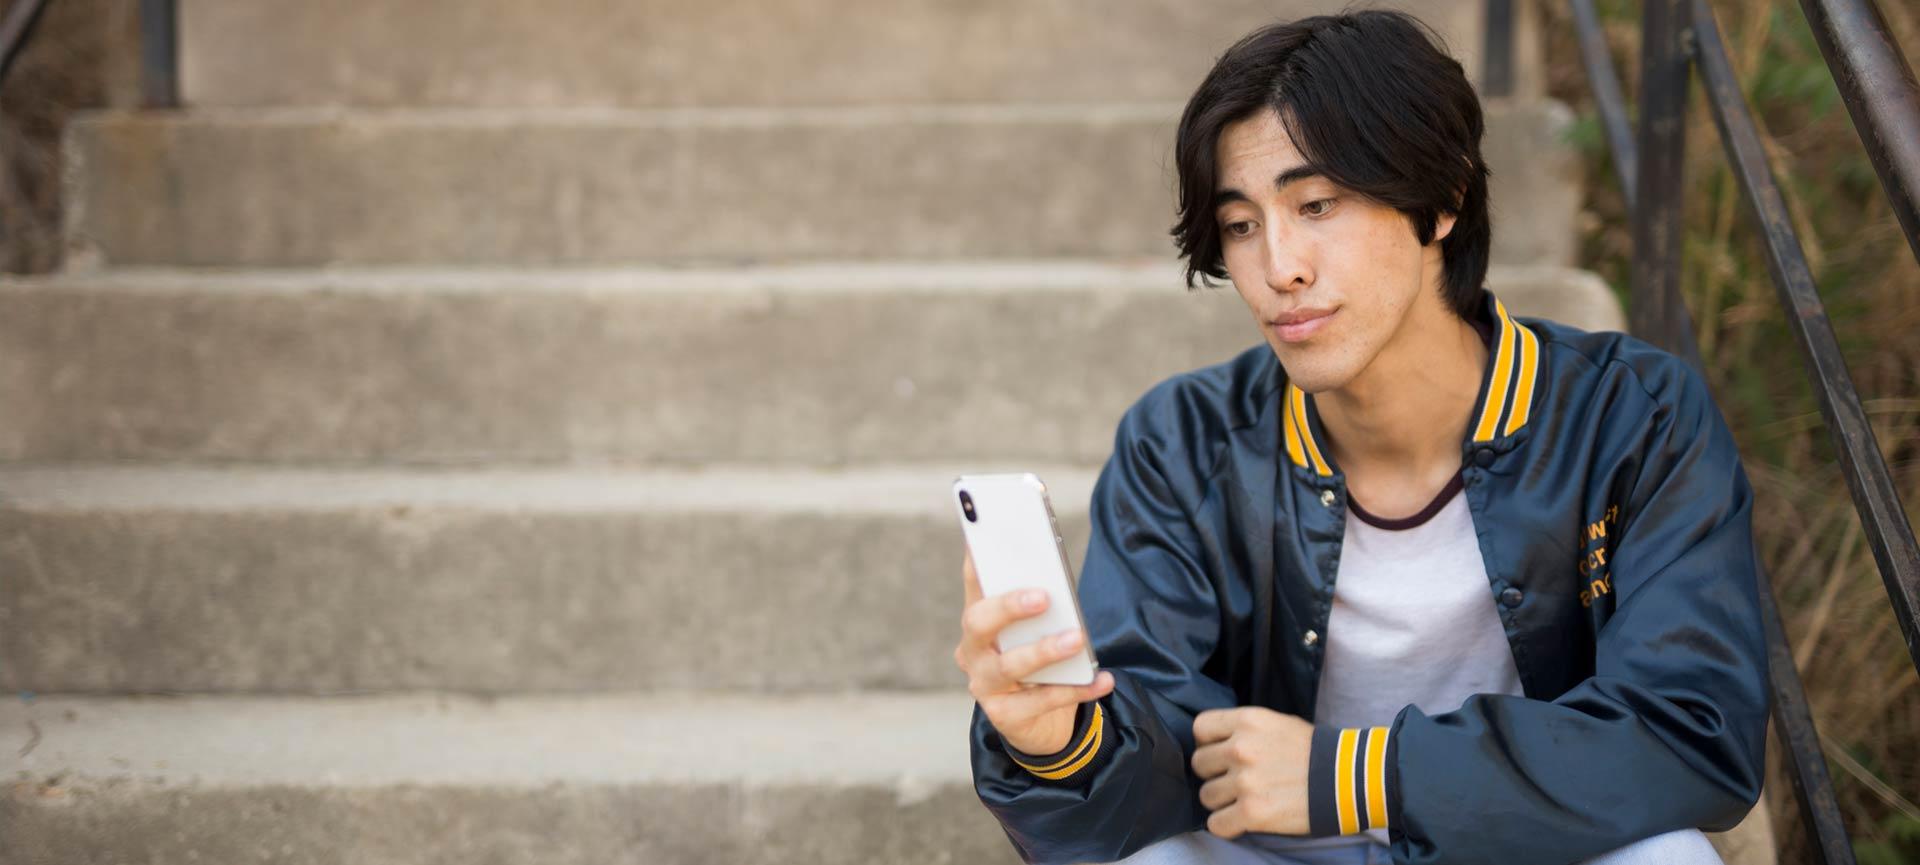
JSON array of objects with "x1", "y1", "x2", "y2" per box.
[{"x1": 1349, "y1": 472, "x2": 1465, "y2": 531}]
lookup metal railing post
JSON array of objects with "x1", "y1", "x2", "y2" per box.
[
  {"x1": 1570, "y1": 0, "x2": 1638, "y2": 209},
  {"x1": 0, "y1": 0, "x2": 51, "y2": 84},
  {"x1": 1483, "y1": 0, "x2": 1516, "y2": 98},
  {"x1": 140, "y1": 0, "x2": 176, "y2": 108},
  {"x1": 1756, "y1": 552, "x2": 1860, "y2": 865},
  {"x1": 1630, "y1": 0, "x2": 1691, "y2": 355}
]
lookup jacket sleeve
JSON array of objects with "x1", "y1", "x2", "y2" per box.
[
  {"x1": 969, "y1": 394, "x2": 1240, "y2": 864},
  {"x1": 1357, "y1": 359, "x2": 1771, "y2": 864}
]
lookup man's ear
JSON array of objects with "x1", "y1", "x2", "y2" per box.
[{"x1": 1433, "y1": 172, "x2": 1468, "y2": 244}]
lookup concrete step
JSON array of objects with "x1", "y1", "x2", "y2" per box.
[
  {"x1": 0, "y1": 262, "x2": 1617, "y2": 465},
  {"x1": 0, "y1": 462, "x2": 1097, "y2": 694},
  {"x1": 0, "y1": 682, "x2": 1775, "y2": 865},
  {"x1": 2, "y1": 691, "x2": 1021, "y2": 864},
  {"x1": 179, "y1": 0, "x2": 1541, "y2": 109},
  {"x1": 64, "y1": 101, "x2": 1578, "y2": 267}
]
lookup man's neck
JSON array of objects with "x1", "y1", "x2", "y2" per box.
[{"x1": 1316, "y1": 299, "x2": 1487, "y2": 481}]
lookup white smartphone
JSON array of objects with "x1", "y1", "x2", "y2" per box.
[{"x1": 952, "y1": 472, "x2": 1099, "y2": 686}]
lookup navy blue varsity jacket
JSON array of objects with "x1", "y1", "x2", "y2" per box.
[{"x1": 967, "y1": 287, "x2": 1770, "y2": 865}]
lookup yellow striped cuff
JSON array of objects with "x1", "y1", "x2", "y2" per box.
[
  {"x1": 1307, "y1": 725, "x2": 1395, "y2": 836},
  {"x1": 1005, "y1": 702, "x2": 1109, "y2": 783}
]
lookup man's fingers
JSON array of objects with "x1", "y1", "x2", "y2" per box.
[
  {"x1": 962, "y1": 619, "x2": 1072, "y2": 696},
  {"x1": 959, "y1": 586, "x2": 1048, "y2": 651},
  {"x1": 1206, "y1": 803, "x2": 1247, "y2": 840},
  {"x1": 1192, "y1": 707, "x2": 1241, "y2": 745},
  {"x1": 1197, "y1": 773, "x2": 1239, "y2": 811},
  {"x1": 984, "y1": 681, "x2": 1088, "y2": 720},
  {"x1": 1191, "y1": 739, "x2": 1231, "y2": 780},
  {"x1": 962, "y1": 549, "x2": 983, "y2": 607},
  {"x1": 982, "y1": 671, "x2": 1114, "y2": 719},
  {"x1": 994, "y1": 628, "x2": 1084, "y2": 682}
]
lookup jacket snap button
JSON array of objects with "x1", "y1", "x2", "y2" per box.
[
  {"x1": 1319, "y1": 490, "x2": 1336, "y2": 507},
  {"x1": 1474, "y1": 448, "x2": 1496, "y2": 468},
  {"x1": 1303, "y1": 629, "x2": 1319, "y2": 647},
  {"x1": 1500, "y1": 587, "x2": 1524, "y2": 607}
]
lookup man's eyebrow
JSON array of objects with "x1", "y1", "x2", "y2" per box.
[
  {"x1": 1213, "y1": 164, "x2": 1329, "y2": 208},
  {"x1": 1213, "y1": 188, "x2": 1251, "y2": 208},
  {"x1": 1272, "y1": 164, "x2": 1327, "y2": 189}
]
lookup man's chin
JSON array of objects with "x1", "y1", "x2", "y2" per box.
[{"x1": 1267, "y1": 348, "x2": 1352, "y2": 393}]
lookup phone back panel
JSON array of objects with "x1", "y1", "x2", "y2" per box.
[{"x1": 952, "y1": 472, "x2": 1097, "y2": 686}]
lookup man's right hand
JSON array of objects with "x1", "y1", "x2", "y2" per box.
[{"x1": 955, "y1": 549, "x2": 1116, "y2": 756}]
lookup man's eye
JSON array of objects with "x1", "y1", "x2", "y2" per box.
[
  {"x1": 1223, "y1": 220, "x2": 1256, "y2": 238},
  {"x1": 1302, "y1": 198, "x2": 1336, "y2": 217}
]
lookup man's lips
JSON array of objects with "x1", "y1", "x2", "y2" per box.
[{"x1": 1270, "y1": 308, "x2": 1337, "y2": 343}]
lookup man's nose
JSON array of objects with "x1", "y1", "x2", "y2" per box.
[{"x1": 1261, "y1": 224, "x2": 1311, "y2": 292}]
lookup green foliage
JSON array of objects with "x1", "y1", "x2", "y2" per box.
[{"x1": 1854, "y1": 813, "x2": 1920, "y2": 865}]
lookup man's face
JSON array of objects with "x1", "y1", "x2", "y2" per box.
[{"x1": 1212, "y1": 107, "x2": 1454, "y2": 393}]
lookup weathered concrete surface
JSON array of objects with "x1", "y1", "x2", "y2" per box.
[
  {"x1": 0, "y1": 463, "x2": 1096, "y2": 694},
  {"x1": 64, "y1": 102, "x2": 1577, "y2": 267},
  {"x1": 5, "y1": 782, "x2": 1017, "y2": 865},
  {"x1": 178, "y1": 0, "x2": 1536, "y2": 108},
  {"x1": 1483, "y1": 101, "x2": 1583, "y2": 269},
  {"x1": 1, "y1": 692, "x2": 1023, "y2": 864},
  {"x1": 1494, "y1": 264, "x2": 1626, "y2": 332},
  {"x1": 0, "y1": 263, "x2": 1617, "y2": 465},
  {"x1": 2, "y1": 691, "x2": 982, "y2": 783}
]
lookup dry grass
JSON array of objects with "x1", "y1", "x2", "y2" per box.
[{"x1": 1540, "y1": 1, "x2": 1920, "y2": 861}]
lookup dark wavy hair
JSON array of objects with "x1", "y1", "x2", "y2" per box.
[{"x1": 1170, "y1": 8, "x2": 1492, "y2": 320}]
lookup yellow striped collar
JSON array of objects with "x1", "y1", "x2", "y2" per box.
[{"x1": 1282, "y1": 292, "x2": 1541, "y2": 477}]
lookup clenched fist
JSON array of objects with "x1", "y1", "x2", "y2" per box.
[{"x1": 1191, "y1": 706, "x2": 1315, "y2": 838}]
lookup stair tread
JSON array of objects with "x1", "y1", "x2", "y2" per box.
[
  {"x1": 0, "y1": 463, "x2": 1103, "y2": 514},
  {"x1": 4, "y1": 691, "x2": 980, "y2": 787},
  {"x1": 4, "y1": 258, "x2": 1193, "y2": 294},
  {"x1": 62, "y1": 102, "x2": 1578, "y2": 268}
]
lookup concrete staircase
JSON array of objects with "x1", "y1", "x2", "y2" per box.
[{"x1": 0, "y1": 1, "x2": 1693, "y2": 862}]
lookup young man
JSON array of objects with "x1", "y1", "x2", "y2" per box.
[{"x1": 953, "y1": 10, "x2": 1768, "y2": 865}]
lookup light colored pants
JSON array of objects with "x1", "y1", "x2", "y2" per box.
[{"x1": 1110, "y1": 827, "x2": 1724, "y2": 865}]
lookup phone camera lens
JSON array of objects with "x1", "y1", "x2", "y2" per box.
[{"x1": 959, "y1": 489, "x2": 977, "y2": 523}]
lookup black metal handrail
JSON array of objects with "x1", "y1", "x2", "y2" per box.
[
  {"x1": 1568, "y1": 0, "x2": 1638, "y2": 205},
  {"x1": 0, "y1": 0, "x2": 51, "y2": 91},
  {"x1": 140, "y1": 0, "x2": 176, "y2": 108},
  {"x1": 1484, "y1": 0, "x2": 1518, "y2": 97},
  {"x1": 2, "y1": 0, "x2": 174, "y2": 114},
  {"x1": 1545, "y1": 0, "x2": 1920, "y2": 862},
  {"x1": 1797, "y1": 0, "x2": 1920, "y2": 268}
]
